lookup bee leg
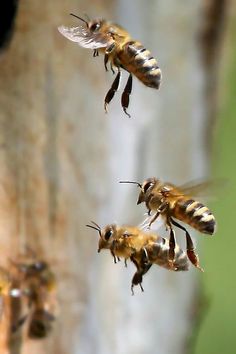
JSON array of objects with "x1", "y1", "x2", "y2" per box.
[
  {"x1": 139, "y1": 283, "x2": 144, "y2": 292},
  {"x1": 121, "y1": 74, "x2": 132, "y2": 118},
  {"x1": 130, "y1": 255, "x2": 152, "y2": 294},
  {"x1": 106, "y1": 42, "x2": 115, "y2": 54},
  {"x1": 104, "y1": 70, "x2": 121, "y2": 113},
  {"x1": 104, "y1": 54, "x2": 109, "y2": 72},
  {"x1": 110, "y1": 240, "x2": 120, "y2": 263},
  {"x1": 170, "y1": 218, "x2": 204, "y2": 272},
  {"x1": 110, "y1": 62, "x2": 115, "y2": 74},
  {"x1": 11, "y1": 314, "x2": 28, "y2": 333},
  {"x1": 168, "y1": 226, "x2": 177, "y2": 270},
  {"x1": 147, "y1": 211, "x2": 160, "y2": 228},
  {"x1": 105, "y1": 43, "x2": 116, "y2": 74},
  {"x1": 93, "y1": 49, "x2": 99, "y2": 57},
  {"x1": 130, "y1": 256, "x2": 142, "y2": 294},
  {"x1": 124, "y1": 258, "x2": 128, "y2": 267},
  {"x1": 110, "y1": 249, "x2": 118, "y2": 264},
  {"x1": 131, "y1": 272, "x2": 144, "y2": 295},
  {"x1": 148, "y1": 202, "x2": 168, "y2": 228}
]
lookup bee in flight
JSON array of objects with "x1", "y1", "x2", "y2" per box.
[
  {"x1": 58, "y1": 14, "x2": 162, "y2": 117},
  {"x1": 120, "y1": 178, "x2": 217, "y2": 271},
  {"x1": 86, "y1": 222, "x2": 189, "y2": 294},
  {"x1": 9, "y1": 247, "x2": 57, "y2": 339}
]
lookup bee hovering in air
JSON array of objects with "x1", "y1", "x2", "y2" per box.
[
  {"x1": 9, "y1": 248, "x2": 57, "y2": 339},
  {"x1": 120, "y1": 178, "x2": 217, "y2": 272},
  {"x1": 86, "y1": 222, "x2": 189, "y2": 294},
  {"x1": 58, "y1": 14, "x2": 162, "y2": 117}
]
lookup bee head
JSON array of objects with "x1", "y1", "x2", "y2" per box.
[
  {"x1": 28, "y1": 261, "x2": 48, "y2": 275},
  {"x1": 70, "y1": 13, "x2": 102, "y2": 32},
  {"x1": 137, "y1": 177, "x2": 158, "y2": 204},
  {"x1": 86, "y1": 222, "x2": 117, "y2": 252},
  {"x1": 88, "y1": 19, "x2": 103, "y2": 32},
  {"x1": 98, "y1": 224, "x2": 117, "y2": 252}
]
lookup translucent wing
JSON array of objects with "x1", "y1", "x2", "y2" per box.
[
  {"x1": 165, "y1": 178, "x2": 227, "y2": 199},
  {"x1": 58, "y1": 25, "x2": 114, "y2": 50}
]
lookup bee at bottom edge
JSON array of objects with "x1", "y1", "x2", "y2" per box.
[
  {"x1": 86, "y1": 222, "x2": 189, "y2": 294},
  {"x1": 9, "y1": 248, "x2": 57, "y2": 339}
]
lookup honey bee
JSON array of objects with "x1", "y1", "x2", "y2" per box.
[
  {"x1": 58, "y1": 14, "x2": 162, "y2": 117},
  {"x1": 120, "y1": 178, "x2": 217, "y2": 271},
  {"x1": 86, "y1": 222, "x2": 189, "y2": 293},
  {"x1": 10, "y1": 248, "x2": 57, "y2": 339}
]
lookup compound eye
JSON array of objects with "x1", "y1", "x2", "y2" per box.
[
  {"x1": 90, "y1": 22, "x2": 100, "y2": 32},
  {"x1": 143, "y1": 182, "x2": 152, "y2": 194},
  {"x1": 33, "y1": 262, "x2": 46, "y2": 271},
  {"x1": 104, "y1": 230, "x2": 113, "y2": 241}
]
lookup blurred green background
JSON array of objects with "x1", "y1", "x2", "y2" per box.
[{"x1": 195, "y1": 11, "x2": 236, "y2": 354}]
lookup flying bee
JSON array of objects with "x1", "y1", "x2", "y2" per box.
[
  {"x1": 58, "y1": 14, "x2": 162, "y2": 117},
  {"x1": 9, "y1": 248, "x2": 57, "y2": 339},
  {"x1": 120, "y1": 178, "x2": 217, "y2": 271},
  {"x1": 10, "y1": 294, "x2": 56, "y2": 339},
  {"x1": 86, "y1": 222, "x2": 189, "y2": 293}
]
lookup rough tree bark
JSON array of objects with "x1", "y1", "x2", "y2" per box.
[
  {"x1": 0, "y1": 0, "x2": 227, "y2": 354},
  {"x1": 0, "y1": 1, "x2": 113, "y2": 353}
]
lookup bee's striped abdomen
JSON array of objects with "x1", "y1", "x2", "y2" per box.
[
  {"x1": 119, "y1": 41, "x2": 162, "y2": 89},
  {"x1": 147, "y1": 239, "x2": 189, "y2": 271},
  {"x1": 174, "y1": 198, "x2": 216, "y2": 235}
]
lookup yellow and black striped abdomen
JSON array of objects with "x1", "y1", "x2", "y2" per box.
[
  {"x1": 173, "y1": 198, "x2": 216, "y2": 235},
  {"x1": 118, "y1": 41, "x2": 162, "y2": 89}
]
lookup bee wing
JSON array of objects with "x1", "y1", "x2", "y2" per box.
[
  {"x1": 169, "y1": 178, "x2": 228, "y2": 199},
  {"x1": 58, "y1": 25, "x2": 114, "y2": 49}
]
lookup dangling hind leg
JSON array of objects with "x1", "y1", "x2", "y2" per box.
[
  {"x1": 166, "y1": 222, "x2": 177, "y2": 270},
  {"x1": 104, "y1": 54, "x2": 108, "y2": 71},
  {"x1": 130, "y1": 261, "x2": 152, "y2": 295},
  {"x1": 170, "y1": 218, "x2": 204, "y2": 271},
  {"x1": 104, "y1": 70, "x2": 121, "y2": 113},
  {"x1": 130, "y1": 251, "x2": 152, "y2": 295},
  {"x1": 121, "y1": 74, "x2": 132, "y2": 118}
]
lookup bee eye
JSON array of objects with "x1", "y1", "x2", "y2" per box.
[
  {"x1": 143, "y1": 182, "x2": 152, "y2": 193},
  {"x1": 33, "y1": 262, "x2": 46, "y2": 271},
  {"x1": 90, "y1": 22, "x2": 100, "y2": 32},
  {"x1": 104, "y1": 230, "x2": 113, "y2": 241}
]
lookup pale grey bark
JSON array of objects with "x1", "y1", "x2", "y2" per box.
[{"x1": 0, "y1": 0, "x2": 221, "y2": 353}]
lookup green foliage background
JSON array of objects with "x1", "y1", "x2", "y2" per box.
[{"x1": 195, "y1": 12, "x2": 236, "y2": 354}]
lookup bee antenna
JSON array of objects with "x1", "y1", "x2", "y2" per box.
[
  {"x1": 70, "y1": 13, "x2": 89, "y2": 27},
  {"x1": 86, "y1": 223, "x2": 101, "y2": 237},
  {"x1": 119, "y1": 180, "x2": 142, "y2": 188},
  {"x1": 90, "y1": 221, "x2": 101, "y2": 230}
]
